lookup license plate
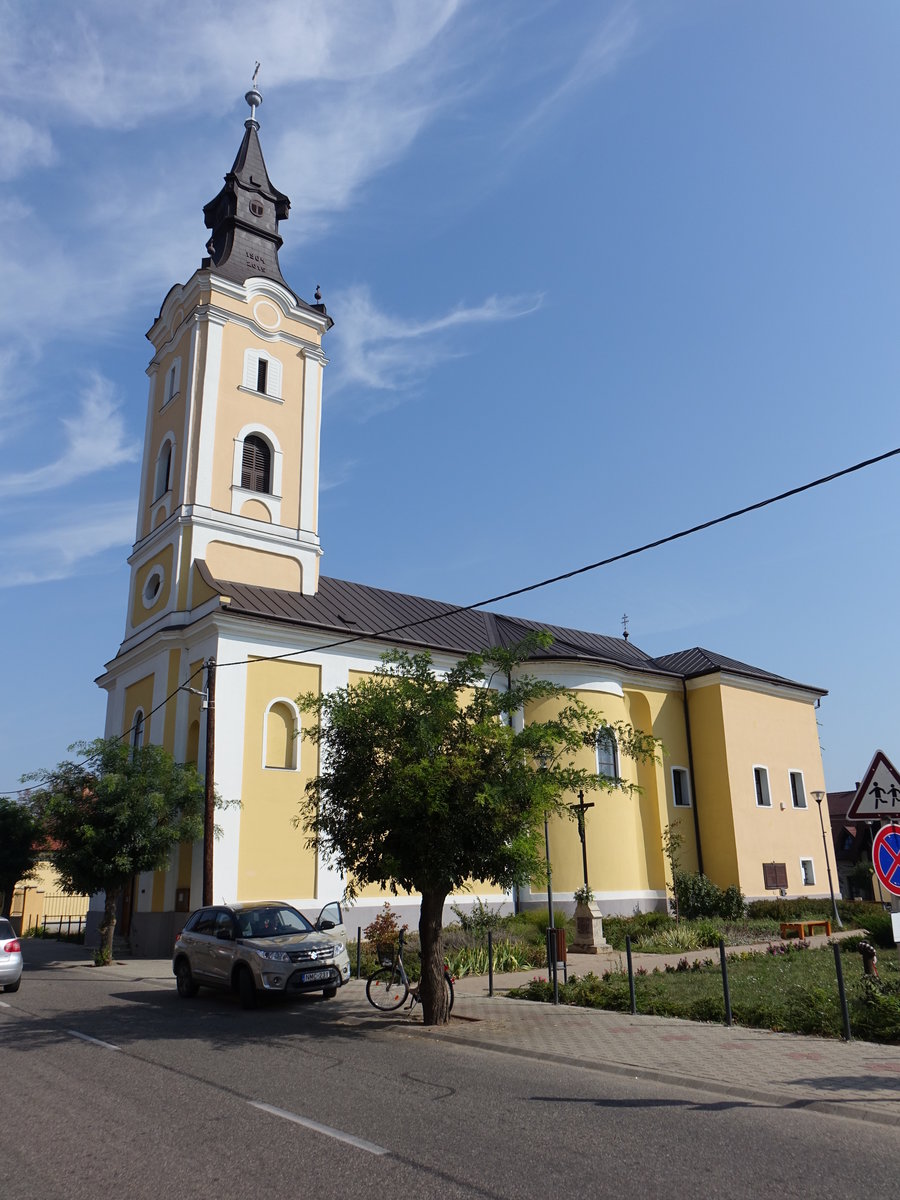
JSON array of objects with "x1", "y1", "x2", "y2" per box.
[{"x1": 300, "y1": 969, "x2": 332, "y2": 983}]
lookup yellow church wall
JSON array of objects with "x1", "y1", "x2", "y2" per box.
[
  {"x1": 717, "y1": 683, "x2": 826, "y2": 897},
  {"x1": 189, "y1": 558, "x2": 218, "y2": 609},
  {"x1": 122, "y1": 674, "x2": 155, "y2": 738},
  {"x1": 685, "y1": 682, "x2": 740, "y2": 888},
  {"x1": 644, "y1": 689, "x2": 701, "y2": 876},
  {"x1": 237, "y1": 657, "x2": 321, "y2": 899},
  {"x1": 210, "y1": 323, "x2": 306, "y2": 527},
  {"x1": 524, "y1": 689, "x2": 658, "y2": 898},
  {"x1": 183, "y1": 320, "x2": 209, "y2": 509},
  {"x1": 140, "y1": 329, "x2": 192, "y2": 540},
  {"x1": 130, "y1": 544, "x2": 175, "y2": 628},
  {"x1": 210, "y1": 287, "x2": 324, "y2": 346},
  {"x1": 205, "y1": 541, "x2": 302, "y2": 592}
]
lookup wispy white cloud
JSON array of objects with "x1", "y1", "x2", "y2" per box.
[
  {"x1": 0, "y1": 117, "x2": 56, "y2": 181},
  {"x1": 320, "y1": 460, "x2": 359, "y2": 492},
  {"x1": 0, "y1": 500, "x2": 135, "y2": 587},
  {"x1": 509, "y1": 6, "x2": 640, "y2": 142},
  {"x1": 0, "y1": 374, "x2": 139, "y2": 497},
  {"x1": 329, "y1": 286, "x2": 542, "y2": 406}
]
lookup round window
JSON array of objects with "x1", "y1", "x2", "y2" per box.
[
  {"x1": 142, "y1": 568, "x2": 164, "y2": 609},
  {"x1": 249, "y1": 199, "x2": 264, "y2": 217}
]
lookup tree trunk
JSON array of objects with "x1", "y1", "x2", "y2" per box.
[
  {"x1": 98, "y1": 887, "x2": 120, "y2": 962},
  {"x1": 0, "y1": 878, "x2": 15, "y2": 919},
  {"x1": 418, "y1": 888, "x2": 449, "y2": 1026}
]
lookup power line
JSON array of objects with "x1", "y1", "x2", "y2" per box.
[
  {"x1": 218, "y1": 443, "x2": 900, "y2": 668},
  {"x1": 3, "y1": 442, "x2": 898, "y2": 796}
]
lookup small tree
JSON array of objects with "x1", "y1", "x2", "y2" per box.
[
  {"x1": 25, "y1": 739, "x2": 206, "y2": 963},
  {"x1": 0, "y1": 797, "x2": 43, "y2": 918},
  {"x1": 662, "y1": 821, "x2": 684, "y2": 921},
  {"x1": 298, "y1": 636, "x2": 660, "y2": 1025}
]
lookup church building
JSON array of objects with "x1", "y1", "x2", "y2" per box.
[{"x1": 95, "y1": 85, "x2": 830, "y2": 956}]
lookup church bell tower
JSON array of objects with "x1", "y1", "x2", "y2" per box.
[{"x1": 123, "y1": 78, "x2": 332, "y2": 647}]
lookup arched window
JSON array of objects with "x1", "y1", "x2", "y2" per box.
[
  {"x1": 242, "y1": 434, "x2": 271, "y2": 493},
  {"x1": 595, "y1": 726, "x2": 619, "y2": 781},
  {"x1": 153, "y1": 440, "x2": 173, "y2": 500},
  {"x1": 131, "y1": 709, "x2": 145, "y2": 752},
  {"x1": 264, "y1": 701, "x2": 298, "y2": 769}
]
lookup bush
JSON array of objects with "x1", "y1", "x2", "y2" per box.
[
  {"x1": 363, "y1": 902, "x2": 408, "y2": 949},
  {"x1": 674, "y1": 871, "x2": 745, "y2": 921},
  {"x1": 449, "y1": 899, "x2": 504, "y2": 935}
]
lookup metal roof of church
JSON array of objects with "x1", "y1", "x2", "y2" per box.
[{"x1": 204, "y1": 566, "x2": 825, "y2": 694}]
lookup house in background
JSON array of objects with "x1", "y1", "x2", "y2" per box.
[
  {"x1": 92, "y1": 84, "x2": 832, "y2": 955},
  {"x1": 827, "y1": 789, "x2": 881, "y2": 903}
]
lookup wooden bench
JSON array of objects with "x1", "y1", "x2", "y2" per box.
[{"x1": 780, "y1": 919, "x2": 831, "y2": 940}]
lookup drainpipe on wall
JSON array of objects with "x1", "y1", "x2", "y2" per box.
[{"x1": 682, "y1": 679, "x2": 704, "y2": 876}]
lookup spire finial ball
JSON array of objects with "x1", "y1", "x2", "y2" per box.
[{"x1": 245, "y1": 86, "x2": 262, "y2": 113}]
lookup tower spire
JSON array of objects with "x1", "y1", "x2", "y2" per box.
[{"x1": 202, "y1": 68, "x2": 292, "y2": 290}]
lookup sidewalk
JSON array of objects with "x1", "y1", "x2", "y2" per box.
[{"x1": 19, "y1": 936, "x2": 900, "y2": 1128}]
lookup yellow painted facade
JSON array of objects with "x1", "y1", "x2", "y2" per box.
[
  {"x1": 237, "y1": 657, "x2": 320, "y2": 900},
  {"x1": 96, "y1": 90, "x2": 832, "y2": 958}
]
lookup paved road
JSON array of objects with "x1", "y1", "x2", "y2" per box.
[{"x1": 2, "y1": 940, "x2": 899, "y2": 1198}]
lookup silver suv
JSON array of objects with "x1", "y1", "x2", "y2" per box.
[{"x1": 173, "y1": 900, "x2": 351, "y2": 1009}]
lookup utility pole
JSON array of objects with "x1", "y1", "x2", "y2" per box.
[{"x1": 202, "y1": 658, "x2": 216, "y2": 905}]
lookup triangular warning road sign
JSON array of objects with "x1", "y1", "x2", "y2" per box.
[{"x1": 847, "y1": 750, "x2": 900, "y2": 818}]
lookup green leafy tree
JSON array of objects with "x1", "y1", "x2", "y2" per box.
[
  {"x1": 298, "y1": 636, "x2": 660, "y2": 1025},
  {"x1": 0, "y1": 797, "x2": 43, "y2": 918},
  {"x1": 25, "y1": 739, "x2": 206, "y2": 963}
]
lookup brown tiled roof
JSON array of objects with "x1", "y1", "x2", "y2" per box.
[{"x1": 203, "y1": 565, "x2": 825, "y2": 694}]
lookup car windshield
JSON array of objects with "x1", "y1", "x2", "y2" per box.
[{"x1": 238, "y1": 906, "x2": 314, "y2": 939}]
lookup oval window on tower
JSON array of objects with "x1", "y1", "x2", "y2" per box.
[{"x1": 249, "y1": 199, "x2": 264, "y2": 217}]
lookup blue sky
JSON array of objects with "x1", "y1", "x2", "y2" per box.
[{"x1": 1, "y1": 1, "x2": 898, "y2": 794}]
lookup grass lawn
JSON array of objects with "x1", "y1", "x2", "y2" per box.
[{"x1": 509, "y1": 943, "x2": 900, "y2": 1043}]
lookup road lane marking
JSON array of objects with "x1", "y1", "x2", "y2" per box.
[
  {"x1": 0, "y1": 1001, "x2": 11, "y2": 1008},
  {"x1": 66, "y1": 1029, "x2": 120, "y2": 1051},
  {"x1": 248, "y1": 1101, "x2": 388, "y2": 1155}
]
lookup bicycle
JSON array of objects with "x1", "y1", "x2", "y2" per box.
[{"x1": 365, "y1": 930, "x2": 454, "y2": 1015}]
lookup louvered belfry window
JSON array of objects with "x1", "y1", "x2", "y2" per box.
[{"x1": 241, "y1": 434, "x2": 271, "y2": 493}]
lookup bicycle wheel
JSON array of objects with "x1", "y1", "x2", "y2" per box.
[
  {"x1": 366, "y1": 965, "x2": 409, "y2": 1011},
  {"x1": 444, "y1": 971, "x2": 454, "y2": 1014}
]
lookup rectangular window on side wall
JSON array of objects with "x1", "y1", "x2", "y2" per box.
[
  {"x1": 672, "y1": 767, "x2": 691, "y2": 808},
  {"x1": 800, "y1": 858, "x2": 815, "y2": 886},
  {"x1": 754, "y1": 766, "x2": 771, "y2": 808},
  {"x1": 789, "y1": 770, "x2": 807, "y2": 809},
  {"x1": 763, "y1": 861, "x2": 788, "y2": 890}
]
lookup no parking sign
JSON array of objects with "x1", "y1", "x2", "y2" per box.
[{"x1": 872, "y1": 825, "x2": 900, "y2": 897}]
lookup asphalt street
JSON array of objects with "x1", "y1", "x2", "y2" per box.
[{"x1": 2, "y1": 941, "x2": 899, "y2": 1199}]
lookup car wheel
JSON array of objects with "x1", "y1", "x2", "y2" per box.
[
  {"x1": 3, "y1": 978, "x2": 20, "y2": 994},
  {"x1": 237, "y1": 966, "x2": 258, "y2": 1010},
  {"x1": 322, "y1": 986, "x2": 337, "y2": 999},
  {"x1": 175, "y1": 959, "x2": 199, "y2": 998}
]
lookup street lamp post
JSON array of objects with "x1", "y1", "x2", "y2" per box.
[
  {"x1": 812, "y1": 790, "x2": 843, "y2": 930},
  {"x1": 536, "y1": 750, "x2": 558, "y2": 1004}
]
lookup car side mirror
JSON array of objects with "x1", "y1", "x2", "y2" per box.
[
  {"x1": 215, "y1": 928, "x2": 233, "y2": 940},
  {"x1": 317, "y1": 919, "x2": 335, "y2": 931}
]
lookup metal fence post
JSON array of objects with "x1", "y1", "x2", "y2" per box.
[
  {"x1": 356, "y1": 927, "x2": 362, "y2": 979},
  {"x1": 719, "y1": 938, "x2": 733, "y2": 1027},
  {"x1": 625, "y1": 935, "x2": 637, "y2": 1015},
  {"x1": 488, "y1": 930, "x2": 494, "y2": 997},
  {"x1": 833, "y1": 942, "x2": 852, "y2": 1041}
]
